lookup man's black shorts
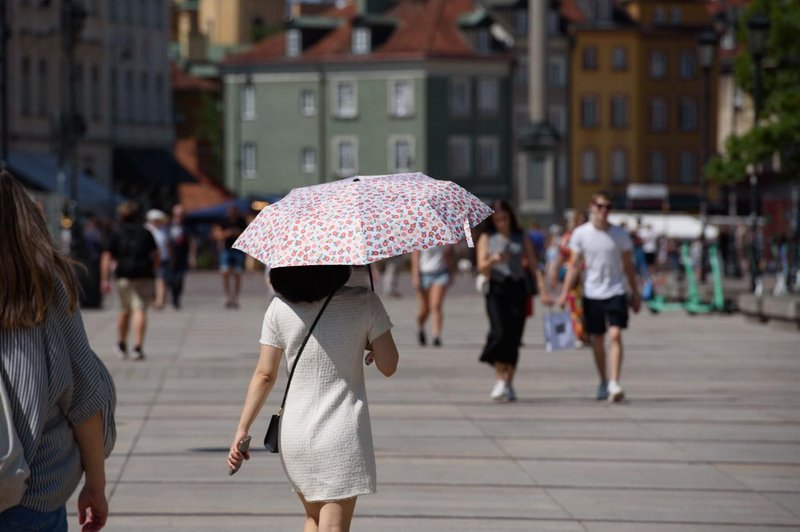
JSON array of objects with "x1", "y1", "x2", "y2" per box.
[{"x1": 583, "y1": 295, "x2": 629, "y2": 335}]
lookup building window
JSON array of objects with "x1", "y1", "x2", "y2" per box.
[
  {"x1": 548, "y1": 56, "x2": 566, "y2": 88},
  {"x1": 650, "y1": 97, "x2": 668, "y2": 131},
  {"x1": 582, "y1": 46, "x2": 598, "y2": 70},
  {"x1": 581, "y1": 149, "x2": 598, "y2": 183},
  {"x1": 155, "y1": 73, "x2": 165, "y2": 122},
  {"x1": 242, "y1": 83, "x2": 256, "y2": 121},
  {"x1": 21, "y1": 57, "x2": 31, "y2": 116},
  {"x1": 286, "y1": 29, "x2": 302, "y2": 57},
  {"x1": 242, "y1": 143, "x2": 257, "y2": 179},
  {"x1": 124, "y1": 69, "x2": 134, "y2": 123},
  {"x1": 548, "y1": 105, "x2": 566, "y2": 135},
  {"x1": 514, "y1": 57, "x2": 528, "y2": 87},
  {"x1": 679, "y1": 150, "x2": 696, "y2": 183},
  {"x1": 612, "y1": 46, "x2": 628, "y2": 70},
  {"x1": 678, "y1": 98, "x2": 697, "y2": 132},
  {"x1": 670, "y1": 7, "x2": 682, "y2": 24},
  {"x1": 352, "y1": 27, "x2": 371, "y2": 54},
  {"x1": 333, "y1": 80, "x2": 357, "y2": 118},
  {"x1": 110, "y1": 67, "x2": 118, "y2": 121},
  {"x1": 140, "y1": 71, "x2": 149, "y2": 123},
  {"x1": 721, "y1": 27, "x2": 735, "y2": 50},
  {"x1": 389, "y1": 79, "x2": 414, "y2": 117},
  {"x1": 547, "y1": 11, "x2": 560, "y2": 35},
  {"x1": 389, "y1": 136, "x2": 415, "y2": 172},
  {"x1": 333, "y1": 137, "x2": 358, "y2": 176},
  {"x1": 448, "y1": 136, "x2": 471, "y2": 177},
  {"x1": 650, "y1": 50, "x2": 667, "y2": 79},
  {"x1": 90, "y1": 65, "x2": 101, "y2": 121},
  {"x1": 449, "y1": 78, "x2": 471, "y2": 117},
  {"x1": 300, "y1": 89, "x2": 316, "y2": 116},
  {"x1": 513, "y1": 8, "x2": 528, "y2": 37},
  {"x1": 611, "y1": 95, "x2": 629, "y2": 128},
  {"x1": 154, "y1": 0, "x2": 163, "y2": 29},
  {"x1": 650, "y1": 150, "x2": 667, "y2": 182},
  {"x1": 598, "y1": 0, "x2": 612, "y2": 20},
  {"x1": 476, "y1": 28, "x2": 491, "y2": 53},
  {"x1": 109, "y1": 0, "x2": 118, "y2": 21},
  {"x1": 580, "y1": 95, "x2": 599, "y2": 128},
  {"x1": 37, "y1": 59, "x2": 49, "y2": 117},
  {"x1": 477, "y1": 136, "x2": 499, "y2": 177},
  {"x1": 679, "y1": 50, "x2": 697, "y2": 79},
  {"x1": 525, "y1": 156, "x2": 547, "y2": 201},
  {"x1": 477, "y1": 78, "x2": 499, "y2": 116},
  {"x1": 654, "y1": 6, "x2": 666, "y2": 25},
  {"x1": 611, "y1": 148, "x2": 628, "y2": 183},
  {"x1": 301, "y1": 147, "x2": 317, "y2": 173}
]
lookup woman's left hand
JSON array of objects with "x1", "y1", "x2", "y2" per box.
[
  {"x1": 77, "y1": 484, "x2": 108, "y2": 531},
  {"x1": 228, "y1": 430, "x2": 250, "y2": 472},
  {"x1": 540, "y1": 293, "x2": 554, "y2": 307}
]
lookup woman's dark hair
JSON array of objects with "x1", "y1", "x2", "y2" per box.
[
  {"x1": 483, "y1": 199, "x2": 523, "y2": 235},
  {"x1": 269, "y1": 265, "x2": 352, "y2": 303},
  {"x1": 0, "y1": 169, "x2": 80, "y2": 329}
]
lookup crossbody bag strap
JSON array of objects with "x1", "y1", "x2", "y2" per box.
[{"x1": 277, "y1": 291, "x2": 335, "y2": 413}]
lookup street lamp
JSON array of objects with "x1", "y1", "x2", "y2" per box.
[
  {"x1": 746, "y1": 12, "x2": 770, "y2": 293},
  {"x1": 697, "y1": 29, "x2": 716, "y2": 282}
]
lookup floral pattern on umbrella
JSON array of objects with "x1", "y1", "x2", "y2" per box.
[{"x1": 233, "y1": 173, "x2": 493, "y2": 268}]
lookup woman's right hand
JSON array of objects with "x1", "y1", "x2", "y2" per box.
[{"x1": 227, "y1": 430, "x2": 250, "y2": 472}]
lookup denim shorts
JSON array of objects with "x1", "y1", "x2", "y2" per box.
[
  {"x1": 0, "y1": 505, "x2": 68, "y2": 532},
  {"x1": 220, "y1": 249, "x2": 246, "y2": 272},
  {"x1": 420, "y1": 270, "x2": 450, "y2": 290}
]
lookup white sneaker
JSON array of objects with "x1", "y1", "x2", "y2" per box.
[
  {"x1": 596, "y1": 380, "x2": 609, "y2": 401},
  {"x1": 490, "y1": 380, "x2": 507, "y2": 401},
  {"x1": 607, "y1": 381, "x2": 625, "y2": 403}
]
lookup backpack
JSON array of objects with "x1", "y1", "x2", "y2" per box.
[{"x1": 0, "y1": 375, "x2": 30, "y2": 512}]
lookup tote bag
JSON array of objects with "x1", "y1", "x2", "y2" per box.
[
  {"x1": 543, "y1": 311, "x2": 576, "y2": 352},
  {"x1": 0, "y1": 376, "x2": 30, "y2": 511}
]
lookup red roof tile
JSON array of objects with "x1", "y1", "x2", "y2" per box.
[
  {"x1": 225, "y1": 0, "x2": 499, "y2": 66},
  {"x1": 171, "y1": 63, "x2": 221, "y2": 92}
]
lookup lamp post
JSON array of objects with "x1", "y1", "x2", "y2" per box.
[
  {"x1": 746, "y1": 13, "x2": 769, "y2": 293},
  {"x1": 698, "y1": 29, "x2": 716, "y2": 282}
]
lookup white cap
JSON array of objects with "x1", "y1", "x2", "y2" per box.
[{"x1": 146, "y1": 209, "x2": 168, "y2": 222}]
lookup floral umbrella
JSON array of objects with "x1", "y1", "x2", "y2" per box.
[{"x1": 233, "y1": 172, "x2": 493, "y2": 268}]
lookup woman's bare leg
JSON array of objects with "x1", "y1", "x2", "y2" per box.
[
  {"x1": 299, "y1": 494, "x2": 357, "y2": 532},
  {"x1": 428, "y1": 283, "x2": 448, "y2": 339}
]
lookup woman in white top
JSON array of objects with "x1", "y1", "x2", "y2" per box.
[
  {"x1": 411, "y1": 245, "x2": 455, "y2": 347},
  {"x1": 227, "y1": 265, "x2": 399, "y2": 532}
]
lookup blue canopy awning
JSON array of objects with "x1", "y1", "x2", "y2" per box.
[
  {"x1": 8, "y1": 151, "x2": 125, "y2": 213},
  {"x1": 185, "y1": 197, "x2": 282, "y2": 222}
]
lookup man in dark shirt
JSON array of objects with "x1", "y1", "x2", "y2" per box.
[
  {"x1": 101, "y1": 201, "x2": 158, "y2": 360},
  {"x1": 215, "y1": 205, "x2": 247, "y2": 309}
]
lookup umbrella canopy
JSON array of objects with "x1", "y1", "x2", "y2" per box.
[{"x1": 233, "y1": 173, "x2": 493, "y2": 268}]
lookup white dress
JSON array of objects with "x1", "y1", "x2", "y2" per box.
[{"x1": 259, "y1": 286, "x2": 393, "y2": 501}]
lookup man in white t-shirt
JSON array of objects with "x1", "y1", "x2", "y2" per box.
[{"x1": 558, "y1": 191, "x2": 641, "y2": 402}]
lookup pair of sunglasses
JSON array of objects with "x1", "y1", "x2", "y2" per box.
[{"x1": 593, "y1": 201, "x2": 612, "y2": 211}]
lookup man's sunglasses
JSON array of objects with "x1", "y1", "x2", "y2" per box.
[{"x1": 593, "y1": 202, "x2": 612, "y2": 210}]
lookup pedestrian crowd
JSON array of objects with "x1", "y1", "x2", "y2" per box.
[{"x1": 0, "y1": 164, "x2": 771, "y2": 532}]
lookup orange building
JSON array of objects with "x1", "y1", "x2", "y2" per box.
[{"x1": 569, "y1": 0, "x2": 719, "y2": 212}]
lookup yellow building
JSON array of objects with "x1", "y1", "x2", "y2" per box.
[{"x1": 569, "y1": 0, "x2": 719, "y2": 212}]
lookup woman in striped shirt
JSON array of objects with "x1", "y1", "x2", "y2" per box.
[{"x1": 0, "y1": 170, "x2": 116, "y2": 531}]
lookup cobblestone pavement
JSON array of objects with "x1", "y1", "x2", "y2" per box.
[{"x1": 69, "y1": 272, "x2": 800, "y2": 531}]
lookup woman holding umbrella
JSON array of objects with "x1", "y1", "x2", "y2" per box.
[
  {"x1": 477, "y1": 200, "x2": 552, "y2": 402},
  {"x1": 226, "y1": 173, "x2": 492, "y2": 531}
]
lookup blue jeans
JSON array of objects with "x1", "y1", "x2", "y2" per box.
[{"x1": 0, "y1": 505, "x2": 67, "y2": 531}]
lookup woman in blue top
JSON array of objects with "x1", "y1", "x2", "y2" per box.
[{"x1": 476, "y1": 200, "x2": 552, "y2": 402}]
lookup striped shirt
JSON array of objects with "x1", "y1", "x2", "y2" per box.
[{"x1": 0, "y1": 282, "x2": 116, "y2": 512}]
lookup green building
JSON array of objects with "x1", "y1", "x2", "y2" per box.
[{"x1": 221, "y1": 0, "x2": 513, "y2": 200}]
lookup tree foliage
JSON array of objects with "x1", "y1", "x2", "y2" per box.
[{"x1": 707, "y1": 0, "x2": 800, "y2": 184}]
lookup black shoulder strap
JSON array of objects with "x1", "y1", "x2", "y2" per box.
[{"x1": 277, "y1": 291, "x2": 335, "y2": 414}]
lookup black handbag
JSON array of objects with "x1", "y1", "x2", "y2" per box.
[{"x1": 264, "y1": 291, "x2": 334, "y2": 453}]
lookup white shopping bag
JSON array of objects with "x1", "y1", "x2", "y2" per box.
[{"x1": 543, "y1": 311, "x2": 576, "y2": 352}]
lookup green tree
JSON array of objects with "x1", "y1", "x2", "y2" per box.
[{"x1": 707, "y1": 0, "x2": 800, "y2": 184}]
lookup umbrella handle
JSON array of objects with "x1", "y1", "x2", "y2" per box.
[{"x1": 368, "y1": 263, "x2": 374, "y2": 292}]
